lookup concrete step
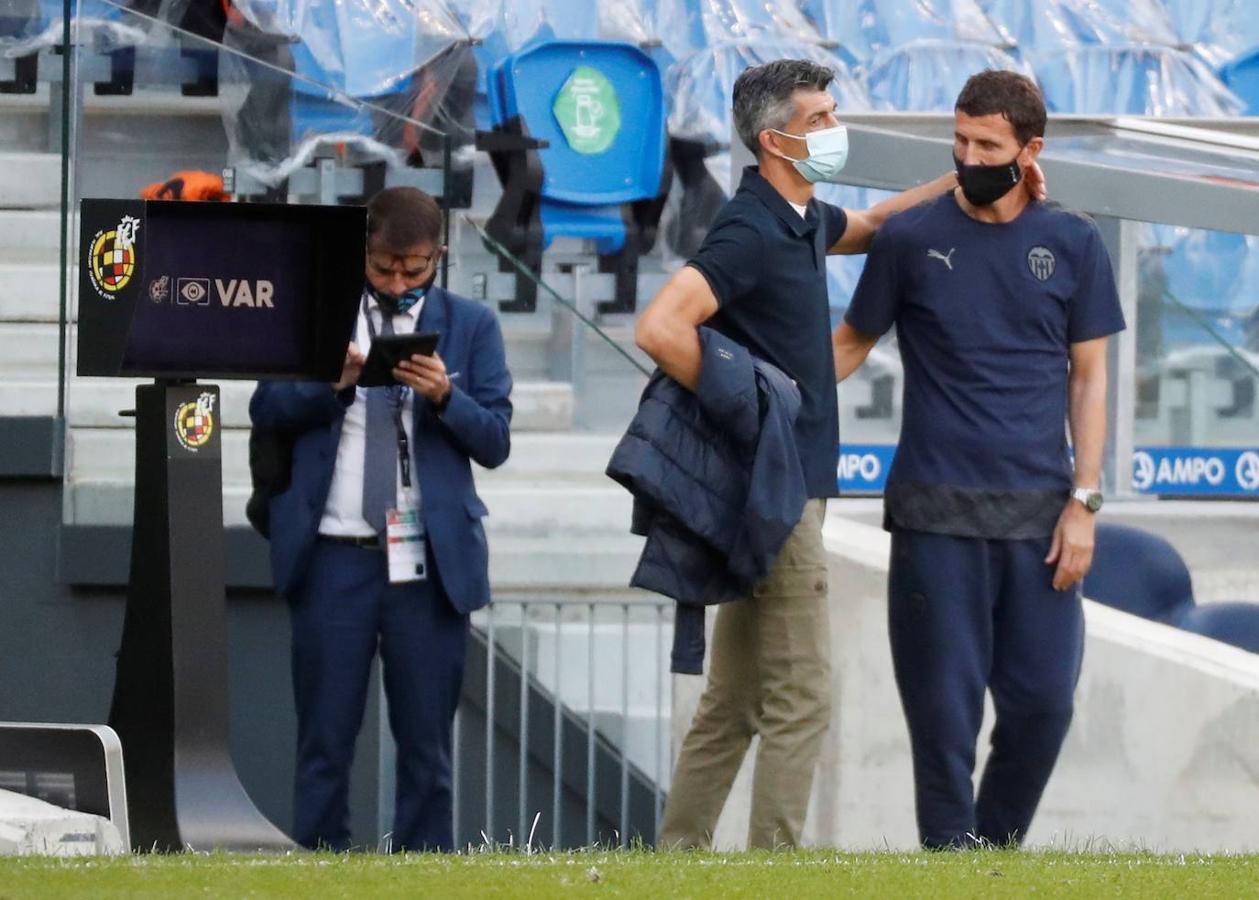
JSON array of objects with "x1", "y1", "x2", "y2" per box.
[
  {"x1": 65, "y1": 428, "x2": 618, "y2": 484},
  {"x1": 62, "y1": 479, "x2": 644, "y2": 590},
  {"x1": 65, "y1": 472, "x2": 633, "y2": 540},
  {"x1": 488, "y1": 535, "x2": 642, "y2": 591},
  {"x1": 479, "y1": 432, "x2": 620, "y2": 482},
  {"x1": 0, "y1": 263, "x2": 63, "y2": 321},
  {"x1": 0, "y1": 153, "x2": 62, "y2": 209},
  {"x1": 490, "y1": 620, "x2": 670, "y2": 714},
  {"x1": 7, "y1": 376, "x2": 573, "y2": 430},
  {"x1": 0, "y1": 322, "x2": 62, "y2": 380},
  {"x1": 0, "y1": 210, "x2": 63, "y2": 260}
]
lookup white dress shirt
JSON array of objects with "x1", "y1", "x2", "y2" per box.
[{"x1": 318, "y1": 292, "x2": 424, "y2": 537}]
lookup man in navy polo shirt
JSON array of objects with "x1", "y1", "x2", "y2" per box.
[
  {"x1": 835, "y1": 70, "x2": 1125, "y2": 849},
  {"x1": 635, "y1": 58, "x2": 965, "y2": 850}
]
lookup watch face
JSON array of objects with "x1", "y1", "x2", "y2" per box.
[{"x1": 1086, "y1": 492, "x2": 1103, "y2": 512}]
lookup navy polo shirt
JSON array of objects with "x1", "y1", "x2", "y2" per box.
[
  {"x1": 688, "y1": 166, "x2": 848, "y2": 498},
  {"x1": 845, "y1": 195, "x2": 1125, "y2": 538}
]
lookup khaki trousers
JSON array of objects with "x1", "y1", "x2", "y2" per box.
[{"x1": 659, "y1": 499, "x2": 832, "y2": 850}]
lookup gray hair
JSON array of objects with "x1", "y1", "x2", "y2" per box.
[{"x1": 732, "y1": 59, "x2": 835, "y2": 156}]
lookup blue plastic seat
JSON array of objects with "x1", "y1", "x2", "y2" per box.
[
  {"x1": 483, "y1": 39, "x2": 669, "y2": 312},
  {"x1": 1084, "y1": 523, "x2": 1259, "y2": 655}
]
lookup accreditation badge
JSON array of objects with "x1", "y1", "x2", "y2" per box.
[{"x1": 385, "y1": 499, "x2": 427, "y2": 584}]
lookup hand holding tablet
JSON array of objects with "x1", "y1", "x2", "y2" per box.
[{"x1": 358, "y1": 331, "x2": 440, "y2": 387}]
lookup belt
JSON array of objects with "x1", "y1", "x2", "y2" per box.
[{"x1": 319, "y1": 533, "x2": 380, "y2": 548}]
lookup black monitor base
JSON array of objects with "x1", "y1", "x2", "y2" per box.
[{"x1": 107, "y1": 381, "x2": 293, "y2": 852}]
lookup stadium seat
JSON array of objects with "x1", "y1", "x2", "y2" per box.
[
  {"x1": 1085, "y1": 523, "x2": 1259, "y2": 655},
  {"x1": 285, "y1": 0, "x2": 411, "y2": 146},
  {"x1": 0, "y1": 0, "x2": 38, "y2": 94},
  {"x1": 483, "y1": 39, "x2": 669, "y2": 313}
]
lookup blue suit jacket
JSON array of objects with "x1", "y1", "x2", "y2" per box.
[{"x1": 249, "y1": 285, "x2": 513, "y2": 612}]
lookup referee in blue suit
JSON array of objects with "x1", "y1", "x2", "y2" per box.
[
  {"x1": 834, "y1": 71, "x2": 1124, "y2": 849},
  {"x1": 251, "y1": 187, "x2": 512, "y2": 851}
]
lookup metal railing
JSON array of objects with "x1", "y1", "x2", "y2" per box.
[{"x1": 378, "y1": 595, "x2": 673, "y2": 850}]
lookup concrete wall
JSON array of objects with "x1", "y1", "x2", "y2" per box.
[{"x1": 673, "y1": 512, "x2": 1259, "y2": 852}]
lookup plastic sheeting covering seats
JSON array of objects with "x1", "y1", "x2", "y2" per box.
[
  {"x1": 1161, "y1": 0, "x2": 1259, "y2": 69},
  {"x1": 983, "y1": 0, "x2": 1158, "y2": 51},
  {"x1": 803, "y1": 0, "x2": 1012, "y2": 65},
  {"x1": 217, "y1": 0, "x2": 480, "y2": 186},
  {"x1": 667, "y1": 40, "x2": 869, "y2": 149},
  {"x1": 1142, "y1": 225, "x2": 1259, "y2": 352},
  {"x1": 1034, "y1": 44, "x2": 1244, "y2": 116},
  {"x1": 865, "y1": 38, "x2": 1031, "y2": 111}
]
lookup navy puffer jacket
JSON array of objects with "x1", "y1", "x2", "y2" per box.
[{"x1": 606, "y1": 328, "x2": 808, "y2": 673}]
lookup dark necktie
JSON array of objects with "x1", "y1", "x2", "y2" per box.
[{"x1": 361, "y1": 309, "x2": 399, "y2": 532}]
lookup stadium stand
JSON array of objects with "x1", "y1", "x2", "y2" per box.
[{"x1": 2, "y1": 0, "x2": 1259, "y2": 852}]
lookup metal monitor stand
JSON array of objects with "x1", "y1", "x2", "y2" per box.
[{"x1": 106, "y1": 379, "x2": 292, "y2": 852}]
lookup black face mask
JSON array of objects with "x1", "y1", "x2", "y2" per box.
[{"x1": 953, "y1": 153, "x2": 1023, "y2": 207}]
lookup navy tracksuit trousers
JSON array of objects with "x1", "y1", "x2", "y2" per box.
[{"x1": 888, "y1": 529, "x2": 1084, "y2": 849}]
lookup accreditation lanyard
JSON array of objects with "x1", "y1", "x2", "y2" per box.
[{"x1": 362, "y1": 295, "x2": 414, "y2": 494}]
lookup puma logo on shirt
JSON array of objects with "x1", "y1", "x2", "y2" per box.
[{"x1": 927, "y1": 248, "x2": 956, "y2": 270}]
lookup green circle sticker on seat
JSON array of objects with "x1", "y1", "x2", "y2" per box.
[{"x1": 552, "y1": 66, "x2": 621, "y2": 155}]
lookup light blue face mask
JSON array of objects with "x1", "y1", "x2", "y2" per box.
[{"x1": 771, "y1": 124, "x2": 849, "y2": 184}]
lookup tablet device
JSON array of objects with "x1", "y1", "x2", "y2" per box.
[{"x1": 358, "y1": 331, "x2": 440, "y2": 387}]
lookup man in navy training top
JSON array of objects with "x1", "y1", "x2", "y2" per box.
[
  {"x1": 636, "y1": 58, "x2": 976, "y2": 850},
  {"x1": 835, "y1": 70, "x2": 1125, "y2": 849}
]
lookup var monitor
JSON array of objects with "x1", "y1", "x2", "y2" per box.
[{"x1": 77, "y1": 199, "x2": 366, "y2": 381}]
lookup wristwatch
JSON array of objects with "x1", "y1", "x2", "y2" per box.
[{"x1": 1070, "y1": 487, "x2": 1104, "y2": 513}]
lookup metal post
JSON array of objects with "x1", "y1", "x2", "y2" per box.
[
  {"x1": 452, "y1": 706, "x2": 462, "y2": 848},
  {"x1": 572, "y1": 265, "x2": 590, "y2": 426},
  {"x1": 317, "y1": 157, "x2": 337, "y2": 206},
  {"x1": 376, "y1": 674, "x2": 396, "y2": 848},
  {"x1": 553, "y1": 602, "x2": 563, "y2": 848},
  {"x1": 548, "y1": 270, "x2": 575, "y2": 383},
  {"x1": 518, "y1": 602, "x2": 530, "y2": 846},
  {"x1": 1097, "y1": 216, "x2": 1139, "y2": 496},
  {"x1": 655, "y1": 602, "x2": 666, "y2": 835},
  {"x1": 619, "y1": 603, "x2": 630, "y2": 847},
  {"x1": 1188, "y1": 368, "x2": 1208, "y2": 445},
  {"x1": 586, "y1": 604, "x2": 596, "y2": 846},
  {"x1": 485, "y1": 607, "x2": 496, "y2": 845}
]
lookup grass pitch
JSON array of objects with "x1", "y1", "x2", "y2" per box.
[{"x1": 2, "y1": 850, "x2": 1257, "y2": 899}]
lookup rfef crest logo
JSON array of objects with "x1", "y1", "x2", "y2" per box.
[
  {"x1": 87, "y1": 215, "x2": 140, "y2": 299},
  {"x1": 173, "y1": 391, "x2": 216, "y2": 452}
]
